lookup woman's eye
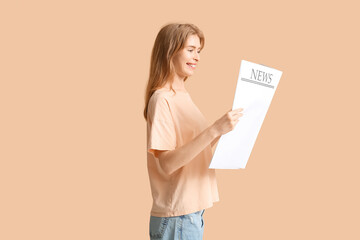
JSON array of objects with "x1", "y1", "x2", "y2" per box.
[{"x1": 188, "y1": 49, "x2": 201, "y2": 53}]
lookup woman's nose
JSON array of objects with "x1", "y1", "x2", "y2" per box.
[{"x1": 194, "y1": 52, "x2": 200, "y2": 61}]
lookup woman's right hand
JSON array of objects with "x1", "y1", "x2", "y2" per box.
[{"x1": 212, "y1": 108, "x2": 244, "y2": 137}]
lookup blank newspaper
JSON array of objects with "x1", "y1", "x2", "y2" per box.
[{"x1": 209, "y1": 60, "x2": 282, "y2": 169}]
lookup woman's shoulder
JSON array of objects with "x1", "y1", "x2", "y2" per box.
[
  {"x1": 149, "y1": 88, "x2": 189, "y2": 107},
  {"x1": 148, "y1": 89, "x2": 172, "y2": 108},
  {"x1": 150, "y1": 88, "x2": 174, "y2": 101},
  {"x1": 153, "y1": 88, "x2": 170, "y2": 94}
]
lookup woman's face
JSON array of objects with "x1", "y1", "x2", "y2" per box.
[{"x1": 171, "y1": 34, "x2": 201, "y2": 79}]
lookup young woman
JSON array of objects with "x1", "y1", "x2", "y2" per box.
[{"x1": 144, "y1": 23, "x2": 243, "y2": 240}]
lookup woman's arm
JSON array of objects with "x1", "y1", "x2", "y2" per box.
[
  {"x1": 154, "y1": 125, "x2": 219, "y2": 175},
  {"x1": 153, "y1": 108, "x2": 243, "y2": 175},
  {"x1": 211, "y1": 135, "x2": 220, "y2": 148}
]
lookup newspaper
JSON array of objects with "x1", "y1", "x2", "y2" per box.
[{"x1": 209, "y1": 60, "x2": 283, "y2": 169}]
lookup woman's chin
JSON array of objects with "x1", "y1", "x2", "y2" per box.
[{"x1": 185, "y1": 71, "x2": 194, "y2": 77}]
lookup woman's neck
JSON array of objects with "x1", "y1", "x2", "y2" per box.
[{"x1": 163, "y1": 76, "x2": 187, "y2": 91}]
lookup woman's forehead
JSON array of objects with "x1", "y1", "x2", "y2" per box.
[{"x1": 185, "y1": 35, "x2": 201, "y2": 48}]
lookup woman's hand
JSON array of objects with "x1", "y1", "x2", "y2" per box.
[{"x1": 212, "y1": 108, "x2": 244, "y2": 137}]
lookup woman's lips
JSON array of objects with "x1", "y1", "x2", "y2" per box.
[{"x1": 186, "y1": 63, "x2": 196, "y2": 69}]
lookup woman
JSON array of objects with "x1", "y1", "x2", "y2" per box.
[{"x1": 144, "y1": 23, "x2": 243, "y2": 240}]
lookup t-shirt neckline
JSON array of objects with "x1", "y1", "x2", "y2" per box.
[{"x1": 159, "y1": 88, "x2": 189, "y2": 94}]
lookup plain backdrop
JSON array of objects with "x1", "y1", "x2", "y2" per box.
[{"x1": 1, "y1": 0, "x2": 359, "y2": 239}]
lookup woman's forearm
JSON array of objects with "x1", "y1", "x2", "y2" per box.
[
  {"x1": 157, "y1": 108, "x2": 243, "y2": 175},
  {"x1": 211, "y1": 135, "x2": 220, "y2": 148},
  {"x1": 158, "y1": 125, "x2": 219, "y2": 175}
]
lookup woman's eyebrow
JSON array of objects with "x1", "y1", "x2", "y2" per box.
[{"x1": 187, "y1": 45, "x2": 201, "y2": 49}]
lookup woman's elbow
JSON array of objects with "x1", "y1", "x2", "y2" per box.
[
  {"x1": 157, "y1": 150, "x2": 174, "y2": 175},
  {"x1": 159, "y1": 160, "x2": 175, "y2": 175}
]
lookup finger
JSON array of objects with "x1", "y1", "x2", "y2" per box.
[
  {"x1": 233, "y1": 113, "x2": 243, "y2": 120},
  {"x1": 233, "y1": 119, "x2": 240, "y2": 126},
  {"x1": 231, "y1": 108, "x2": 243, "y2": 113}
]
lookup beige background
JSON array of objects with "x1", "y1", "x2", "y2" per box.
[{"x1": 1, "y1": 0, "x2": 359, "y2": 239}]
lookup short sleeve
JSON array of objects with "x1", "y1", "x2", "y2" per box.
[{"x1": 147, "y1": 95, "x2": 176, "y2": 157}]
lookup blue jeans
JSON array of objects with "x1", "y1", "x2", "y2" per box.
[{"x1": 149, "y1": 209, "x2": 205, "y2": 240}]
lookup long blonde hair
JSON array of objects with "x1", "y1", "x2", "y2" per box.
[{"x1": 143, "y1": 23, "x2": 205, "y2": 121}]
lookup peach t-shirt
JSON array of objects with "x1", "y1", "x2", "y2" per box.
[{"x1": 146, "y1": 88, "x2": 219, "y2": 217}]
